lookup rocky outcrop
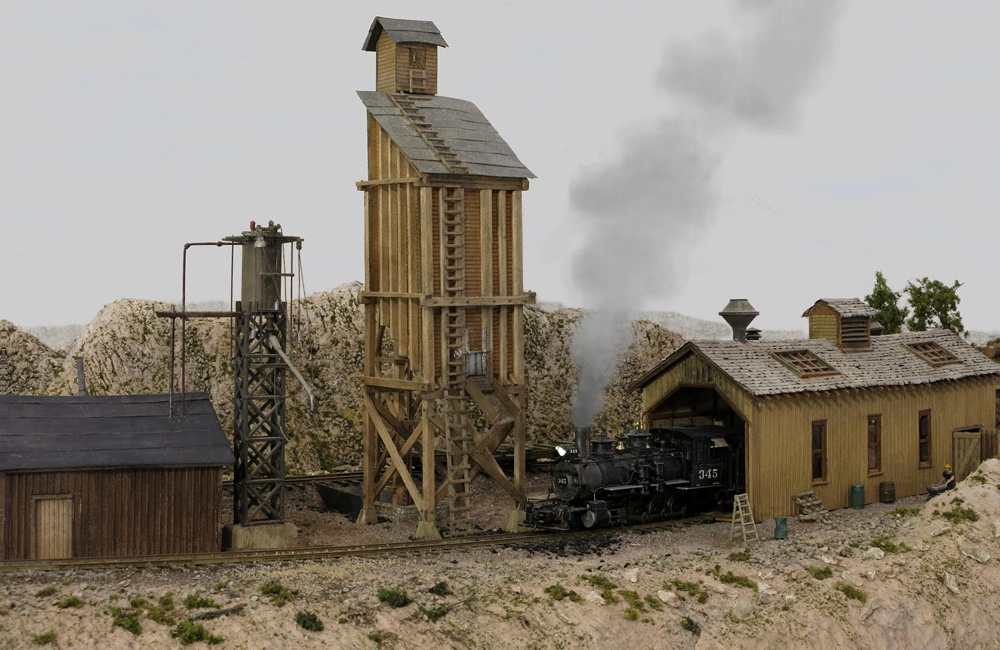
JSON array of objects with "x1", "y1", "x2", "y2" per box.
[
  {"x1": 0, "y1": 320, "x2": 66, "y2": 395},
  {"x1": 4, "y1": 283, "x2": 683, "y2": 473}
]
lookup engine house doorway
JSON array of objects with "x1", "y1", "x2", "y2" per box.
[{"x1": 646, "y1": 385, "x2": 748, "y2": 494}]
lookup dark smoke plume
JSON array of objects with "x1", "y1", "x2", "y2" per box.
[{"x1": 570, "y1": 0, "x2": 842, "y2": 426}]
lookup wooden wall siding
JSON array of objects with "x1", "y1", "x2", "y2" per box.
[
  {"x1": 641, "y1": 353, "x2": 755, "y2": 428},
  {"x1": 3, "y1": 467, "x2": 223, "y2": 560},
  {"x1": 375, "y1": 33, "x2": 396, "y2": 93},
  {"x1": 0, "y1": 476, "x2": 6, "y2": 559},
  {"x1": 393, "y1": 44, "x2": 438, "y2": 95},
  {"x1": 747, "y1": 377, "x2": 997, "y2": 520},
  {"x1": 808, "y1": 306, "x2": 839, "y2": 343}
]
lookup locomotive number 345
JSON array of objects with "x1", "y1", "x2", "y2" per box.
[{"x1": 698, "y1": 468, "x2": 719, "y2": 480}]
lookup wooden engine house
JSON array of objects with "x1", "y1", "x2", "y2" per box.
[{"x1": 356, "y1": 17, "x2": 535, "y2": 539}]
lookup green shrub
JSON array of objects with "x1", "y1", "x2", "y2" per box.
[
  {"x1": 368, "y1": 631, "x2": 385, "y2": 646},
  {"x1": 427, "y1": 581, "x2": 453, "y2": 596},
  {"x1": 969, "y1": 473, "x2": 986, "y2": 484},
  {"x1": 807, "y1": 566, "x2": 833, "y2": 580},
  {"x1": 260, "y1": 581, "x2": 294, "y2": 607},
  {"x1": 582, "y1": 574, "x2": 618, "y2": 604},
  {"x1": 544, "y1": 583, "x2": 582, "y2": 603},
  {"x1": 420, "y1": 605, "x2": 450, "y2": 622},
  {"x1": 670, "y1": 578, "x2": 709, "y2": 603},
  {"x1": 835, "y1": 582, "x2": 868, "y2": 603},
  {"x1": 31, "y1": 632, "x2": 57, "y2": 646},
  {"x1": 644, "y1": 594, "x2": 663, "y2": 611},
  {"x1": 183, "y1": 594, "x2": 219, "y2": 610},
  {"x1": 623, "y1": 607, "x2": 638, "y2": 621},
  {"x1": 170, "y1": 621, "x2": 224, "y2": 646},
  {"x1": 57, "y1": 596, "x2": 83, "y2": 609},
  {"x1": 35, "y1": 587, "x2": 57, "y2": 598},
  {"x1": 727, "y1": 551, "x2": 751, "y2": 563},
  {"x1": 619, "y1": 590, "x2": 645, "y2": 611},
  {"x1": 376, "y1": 588, "x2": 413, "y2": 608},
  {"x1": 718, "y1": 571, "x2": 758, "y2": 591},
  {"x1": 295, "y1": 610, "x2": 324, "y2": 632},
  {"x1": 109, "y1": 607, "x2": 142, "y2": 636},
  {"x1": 889, "y1": 507, "x2": 920, "y2": 518},
  {"x1": 680, "y1": 616, "x2": 701, "y2": 635},
  {"x1": 941, "y1": 506, "x2": 979, "y2": 523}
]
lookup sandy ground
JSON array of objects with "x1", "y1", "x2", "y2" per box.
[{"x1": 7, "y1": 463, "x2": 1000, "y2": 649}]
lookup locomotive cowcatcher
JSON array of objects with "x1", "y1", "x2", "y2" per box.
[{"x1": 524, "y1": 426, "x2": 745, "y2": 530}]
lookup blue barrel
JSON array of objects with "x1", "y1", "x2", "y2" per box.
[
  {"x1": 773, "y1": 517, "x2": 788, "y2": 539},
  {"x1": 849, "y1": 484, "x2": 865, "y2": 509}
]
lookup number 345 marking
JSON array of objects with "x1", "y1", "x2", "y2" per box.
[{"x1": 698, "y1": 468, "x2": 719, "y2": 480}]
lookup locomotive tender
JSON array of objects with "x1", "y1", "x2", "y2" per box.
[{"x1": 524, "y1": 426, "x2": 745, "y2": 530}]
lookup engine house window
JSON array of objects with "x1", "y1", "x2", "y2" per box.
[
  {"x1": 918, "y1": 410, "x2": 932, "y2": 467},
  {"x1": 868, "y1": 415, "x2": 882, "y2": 475},
  {"x1": 811, "y1": 420, "x2": 827, "y2": 484}
]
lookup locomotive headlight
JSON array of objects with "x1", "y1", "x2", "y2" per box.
[{"x1": 555, "y1": 445, "x2": 568, "y2": 457}]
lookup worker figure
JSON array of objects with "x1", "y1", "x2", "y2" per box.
[{"x1": 943, "y1": 464, "x2": 956, "y2": 490}]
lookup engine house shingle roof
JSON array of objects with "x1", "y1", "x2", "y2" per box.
[
  {"x1": 0, "y1": 393, "x2": 234, "y2": 472},
  {"x1": 802, "y1": 298, "x2": 879, "y2": 318},
  {"x1": 358, "y1": 91, "x2": 535, "y2": 179},
  {"x1": 632, "y1": 329, "x2": 1000, "y2": 397},
  {"x1": 362, "y1": 17, "x2": 448, "y2": 51}
]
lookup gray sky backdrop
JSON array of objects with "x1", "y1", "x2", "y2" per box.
[{"x1": 2, "y1": 1, "x2": 997, "y2": 332}]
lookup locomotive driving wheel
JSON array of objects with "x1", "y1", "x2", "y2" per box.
[{"x1": 665, "y1": 493, "x2": 688, "y2": 517}]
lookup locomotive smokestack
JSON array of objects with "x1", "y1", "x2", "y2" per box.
[
  {"x1": 575, "y1": 426, "x2": 591, "y2": 459},
  {"x1": 719, "y1": 299, "x2": 758, "y2": 343}
]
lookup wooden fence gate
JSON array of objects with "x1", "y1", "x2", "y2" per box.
[{"x1": 953, "y1": 429, "x2": 982, "y2": 482}]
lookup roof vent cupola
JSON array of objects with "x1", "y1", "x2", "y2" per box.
[
  {"x1": 802, "y1": 298, "x2": 879, "y2": 351},
  {"x1": 363, "y1": 17, "x2": 447, "y2": 95}
]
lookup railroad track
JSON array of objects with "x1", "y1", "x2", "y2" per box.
[
  {"x1": 0, "y1": 514, "x2": 718, "y2": 573},
  {"x1": 222, "y1": 471, "x2": 363, "y2": 489}
]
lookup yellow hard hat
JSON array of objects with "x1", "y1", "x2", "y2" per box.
[{"x1": 944, "y1": 464, "x2": 952, "y2": 470}]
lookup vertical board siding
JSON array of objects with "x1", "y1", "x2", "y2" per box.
[
  {"x1": 641, "y1": 351, "x2": 997, "y2": 520},
  {"x1": 375, "y1": 34, "x2": 396, "y2": 92},
  {"x1": 3, "y1": 467, "x2": 223, "y2": 560},
  {"x1": 748, "y1": 378, "x2": 997, "y2": 520},
  {"x1": 0, "y1": 475, "x2": 6, "y2": 559}
]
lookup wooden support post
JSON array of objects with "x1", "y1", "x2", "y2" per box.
[
  {"x1": 417, "y1": 400, "x2": 441, "y2": 539},
  {"x1": 358, "y1": 302, "x2": 379, "y2": 525}
]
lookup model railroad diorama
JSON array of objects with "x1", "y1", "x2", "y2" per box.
[{"x1": 2, "y1": 16, "x2": 998, "y2": 574}]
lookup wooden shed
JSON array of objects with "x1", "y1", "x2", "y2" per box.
[
  {"x1": 356, "y1": 17, "x2": 536, "y2": 538},
  {"x1": 0, "y1": 393, "x2": 233, "y2": 560},
  {"x1": 630, "y1": 299, "x2": 1000, "y2": 520}
]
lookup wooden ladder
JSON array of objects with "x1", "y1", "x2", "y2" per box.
[
  {"x1": 392, "y1": 94, "x2": 468, "y2": 173},
  {"x1": 440, "y1": 188, "x2": 473, "y2": 531},
  {"x1": 729, "y1": 493, "x2": 760, "y2": 548}
]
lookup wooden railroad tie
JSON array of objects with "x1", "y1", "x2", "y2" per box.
[{"x1": 793, "y1": 490, "x2": 831, "y2": 523}]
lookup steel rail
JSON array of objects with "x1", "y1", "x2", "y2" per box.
[{"x1": 0, "y1": 514, "x2": 717, "y2": 573}]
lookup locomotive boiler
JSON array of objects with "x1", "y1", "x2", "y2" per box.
[{"x1": 524, "y1": 425, "x2": 745, "y2": 530}]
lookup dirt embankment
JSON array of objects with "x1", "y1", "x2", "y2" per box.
[{"x1": 6, "y1": 460, "x2": 1000, "y2": 649}]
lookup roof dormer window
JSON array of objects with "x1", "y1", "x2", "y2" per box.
[
  {"x1": 905, "y1": 341, "x2": 960, "y2": 367},
  {"x1": 770, "y1": 349, "x2": 840, "y2": 378}
]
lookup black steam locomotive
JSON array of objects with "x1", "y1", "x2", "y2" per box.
[{"x1": 524, "y1": 426, "x2": 745, "y2": 530}]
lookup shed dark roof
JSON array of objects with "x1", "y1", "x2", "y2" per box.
[
  {"x1": 0, "y1": 393, "x2": 234, "y2": 472},
  {"x1": 362, "y1": 17, "x2": 448, "y2": 51},
  {"x1": 631, "y1": 329, "x2": 1000, "y2": 397},
  {"x1": 802, "y1": 298, "x2": 879, "y2": 319},
  {"x1": 358, "y1": 91, "x2": 535, "y2": 179}
]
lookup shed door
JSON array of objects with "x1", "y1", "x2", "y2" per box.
[
  {"x1": 953, "y1": 430, "x2": 982, "y2": 482},
  {"x1": 34, "y1": 496, "x2": 73, "y2": 559}
]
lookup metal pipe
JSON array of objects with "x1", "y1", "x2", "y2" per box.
[
  {"x1": 75, "y1": 359, "x2": 87, "y2": 396},
  {"x1": 181, "y1": 241, "x2": 236, "y2": 414},
  {"x1": 268, "y1": 334, "x2": 316, "y2": 412}
]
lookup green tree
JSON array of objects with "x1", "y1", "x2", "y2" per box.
[
  {"x1": 865, "y1": 271, "x2": 908, "y2": 334},
  {"x1": 905, "y1": 277, "x2": 964, "y2": 334}
]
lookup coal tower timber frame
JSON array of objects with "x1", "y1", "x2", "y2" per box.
[{"x1": 357, "y1": 17, "x2": 536, "y2": 539}]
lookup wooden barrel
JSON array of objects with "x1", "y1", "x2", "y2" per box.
[{"x1": 879, "y1": 481, "x2": 896, "y2": 504}]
